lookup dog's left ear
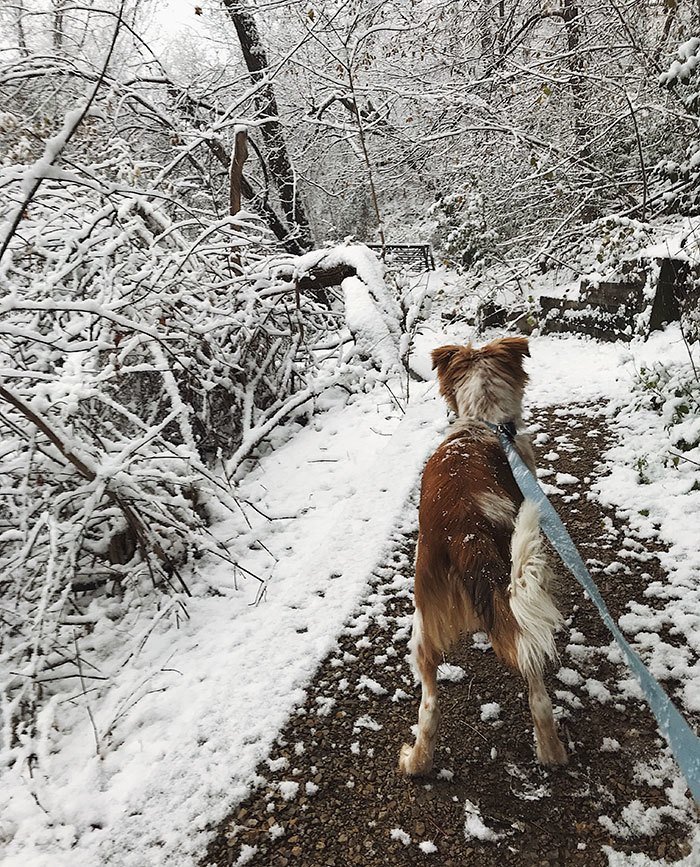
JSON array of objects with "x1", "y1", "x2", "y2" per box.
[
  {"x1": 491, "y1": 337, "x2": 530, "y2": 387},
  {"x1": 498, "y1": 336, "x2": 530, "y2": 360}
]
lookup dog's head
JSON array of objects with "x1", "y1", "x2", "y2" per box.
[{"x1": 431, "y1": 336, "x2": 530, "y2": 419}]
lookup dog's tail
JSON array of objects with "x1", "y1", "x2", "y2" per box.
[{"x1": 507, "y1": 499, "x2": 561, "y2": 679}]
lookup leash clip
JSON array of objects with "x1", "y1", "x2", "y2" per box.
[
  {"x1": 481, "y1": 419, "x2": 517, "y2": 440},
  {"x1": 497, "y1": 421, "x2": 517, "y2": 441}
]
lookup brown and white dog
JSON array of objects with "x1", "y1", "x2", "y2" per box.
[{"x1": 398, "y1": 336, "x2": 567, "y2": 776}]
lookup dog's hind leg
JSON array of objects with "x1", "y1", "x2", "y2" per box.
[
  {"x1": 398, "y1": 610, "x2": 441, "y2": 776},
  {"x1": 508, "y1": 499, "x2": 567, "y2": 765},
  {"x1": 526, "y1": 668, "x2": 567, "y2": 765},
  {"x1": 489, "y1": 590, "x2": 567, "y2": 766}
]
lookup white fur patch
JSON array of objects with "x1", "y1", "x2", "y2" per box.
[
  {"x1": 453, "y1": 364, "x2": 524, "y2": 425},
  {"x1": 476, "y1": 491, "x2": 517, "y2": 528},
  {"x1": 508, "y1": 500, "x2": 562, "y2": 678},
  {"x1": 407, "y1": 608, "x2": 423, "y2": 682}
]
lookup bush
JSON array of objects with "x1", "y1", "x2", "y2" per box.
[
  {"x1": 430, "y1": 183, "x2": 497, "y2": 270},
  {"x1": 634, "y1": 361, "x2": 700, "y2": 463},
  {"x1": 0, "y1": 54, "x2": 402, "y2": 751}
]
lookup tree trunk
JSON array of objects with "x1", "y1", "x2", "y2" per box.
[
  {"x1": 562, "y1": 0, "x2": 590, "y2": 160},
  {"x1": 53, "y1": 0, "x2": 64, "y2": 51},
  {"x1": 221, "y1": 0, "x2": 312, "y2": 252},
  {"x1": 229, "y1": 127, "x2": 249, "y2": 216},
  {"x1": 16, "y1": 0, "x2": 28, "y2": 55}
]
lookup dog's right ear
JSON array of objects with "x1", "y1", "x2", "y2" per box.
[
  {"x1": 432, "y1": 344, "x2": 470, "y2": 414},
  {"x1": 431, "y1": 344, "x2": 464, "y2": 374}
]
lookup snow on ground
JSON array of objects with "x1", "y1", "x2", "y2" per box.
[
  {"x1": 589, "y1": 333, "x2": 700, "y2": 714},
  {"x1": 0, "y1": 378, "x2": 445, "y2": 866},
  {"x1": 2, "y1": 261, "x2": 699, "y2": 866},
  {"x1": 463, "y1": 798, "x2": 501, "y2": 842}
]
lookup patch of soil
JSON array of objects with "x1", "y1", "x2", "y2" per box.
[{"x1": 203, "y1": 405, "x2": 698, "y2": 867}]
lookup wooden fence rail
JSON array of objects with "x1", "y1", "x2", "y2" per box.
[{"x1": 366, "y1": 243, "x2": 435, "y2": 271}]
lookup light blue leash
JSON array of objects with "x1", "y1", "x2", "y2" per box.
[{"x1": 487, "y1": 421, "x2": 700, "y2": 803}]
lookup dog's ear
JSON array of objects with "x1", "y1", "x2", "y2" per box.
[
  {"x1": 431, "y1": 344, "x2": 466, "y2": 374},
  {"x1": 485, "y1": 336, "x2": 530, "y2": 388},
  {"x1": 431, "y1": 344, "x2": 470, "y2": 414},
  {"x1": 498, "y1": 336, "x2": 530, "y2": 360}
]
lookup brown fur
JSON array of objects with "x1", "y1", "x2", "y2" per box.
[
  {"x1": 398, "y1": 336, "x2": 567, "y2": 776},
  {"x1": 416, "y1": 423, "x2": 522, "y2": 645}
]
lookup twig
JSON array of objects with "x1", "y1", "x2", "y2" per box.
[
  {"x1": 677, "y1": 313, "x2": 699, "y2": 383},
  {"x1": 74, "y1": 632, "x2": 102, "y2": 759},
  {"x1": 382, "y1": 380, "x2": 406, "y2": 415},
  {"x1": 669, "y1": 450, "x2": 700, "y2": 468},
  {"x1": 464, "y1": 720, "x2": 489, "y2": 743},
  {"x1": 623, "y1": 89, "x2": 647, "y2": 222}
]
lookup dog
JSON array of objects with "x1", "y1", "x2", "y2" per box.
[{"x1": 398, "y1": 336, "x2": 567, "y2": 776}]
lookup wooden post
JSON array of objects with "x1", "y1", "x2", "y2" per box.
[
  {"x1": 229, "y1": 126, "x2": 248, "y2": 217},
  {"x1": 649, "y1": 257, "x2": 683, "y2": 333}
]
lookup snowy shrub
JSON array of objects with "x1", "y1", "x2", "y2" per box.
[
  {"x1": 430, "y1": 184, "x2": 498, "y2": 270},
  {"x1": 0, "y1": 23, "x2": 403, "y2": 754},
  {"x1": 633, "y1": 361, "x2": 700, "y2": 466},
  {"x1": 651, "y1": 145, "x2": 700, "y2": 216},
  {"x1": 655, "y1": 38, "x2": 700, "y2": 216},
  {"x1": 0, "y1": 165, "x2": 399, "y2": 749},
  {"x1": 0, "y1": 177, "x2": 357, "y2": 742},
  {"x1": 577, "y1": 216, "x2": 652, "y2": 282},
  {"x1": 683, "y1": 280, "x2": 700, "y2": 344},
  {"x1": 659, "y1": 36, "x2": 700, "y2": 112}
]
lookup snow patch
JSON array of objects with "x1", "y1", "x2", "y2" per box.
[
  {"x1": 480, "y1": 702, "x2": 501, "y2": 722},
  {"x1": 463, "y1": 799, "x2": 501, "y2": 842},
  {"x1": 437, "y1": 664, "x2": 466, "y2": 682},
  {"x1": 390, "y1": 827, "x2": 411, "y2": 845}
]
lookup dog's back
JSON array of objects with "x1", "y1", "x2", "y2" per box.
[{"x1": 416, "y1": 419, "x2": 524, "y2": 670}]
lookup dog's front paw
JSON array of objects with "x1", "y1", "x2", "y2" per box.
[
  {"x1": 536, "y1": 736, "x2": 568, "y2": 766},
  {"x1": 398, "y1": 742, "x2": 432, "y2": 776}
]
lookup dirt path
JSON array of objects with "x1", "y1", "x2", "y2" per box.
[{"x1": 203, "y1": 405, "x2": 698, "y2": 867}]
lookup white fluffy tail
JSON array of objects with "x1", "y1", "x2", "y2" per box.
[{"x1": 508, "y1": 500, "x2": 562, "y2": 679}]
